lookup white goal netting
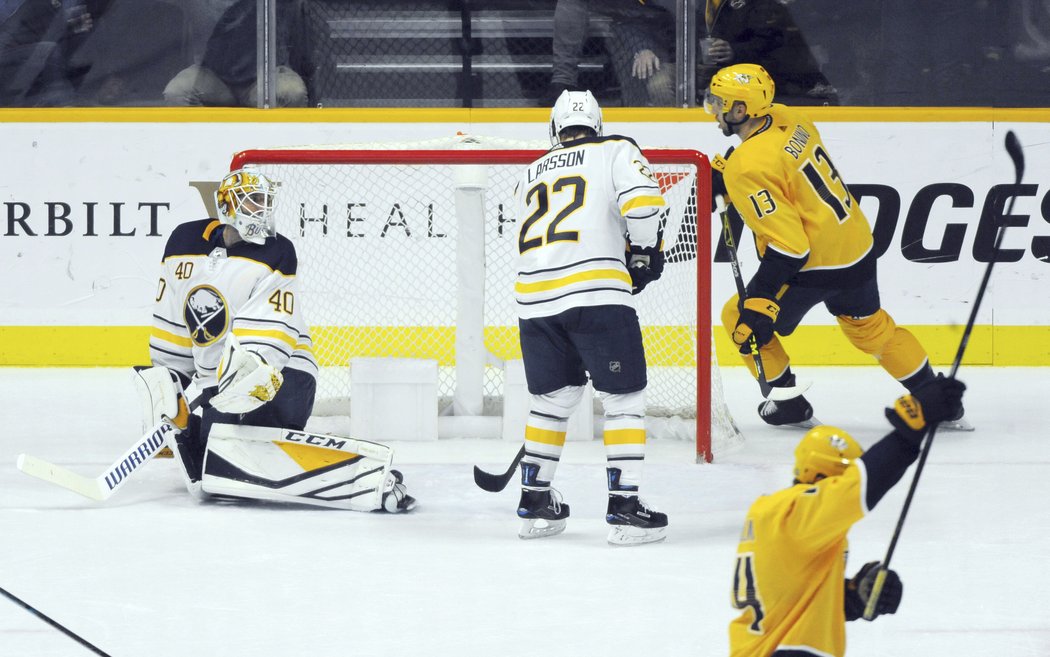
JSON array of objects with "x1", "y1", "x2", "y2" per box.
[{"x1": 232, "y1": 135, "x2": 742, "y2": 461}]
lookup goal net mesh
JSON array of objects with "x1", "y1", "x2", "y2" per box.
[{"x1": 232, "y1": 136, "x2": 742, "y2": 461}]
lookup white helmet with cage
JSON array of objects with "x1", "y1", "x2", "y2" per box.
[
  {"x1": 214, "y1": 168, "x2": 279, "y2": 245},
  {"x1": 549, "y1": 89, "x2": 603, "y2": 147}
]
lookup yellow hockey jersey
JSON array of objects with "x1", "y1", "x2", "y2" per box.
[
  {"x1": 150, "y1": 219, "x2": 317, "y2": 387},
  {"x1": 512, "y1": 136, "x2": 666, "y2": 319},
  {"x1": 729, "y1": 460, "x2": 870, "y2": 657},
  {"x1": 722, "y1": 104, "x2": 875, "y2": 287}
]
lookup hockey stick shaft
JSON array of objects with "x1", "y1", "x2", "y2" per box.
[
  {"x1": 0, "y1": 585, "x2": 112, "y2": 656},
  {"x1": 718, "y1": 206, "x2": 809, "y2": 401},
  {"x1": 17, "y1": 397, "x2": 202, "y2": 502},
  {"x1": 864, "y1": 130, "x2": 1025, "y2": 619},
  {"x1": 720, "y1": 208, "x2": 774, "y2": 397},
  {"x1": 473, "y1": 444, "x2": 525, "y2": 493}
]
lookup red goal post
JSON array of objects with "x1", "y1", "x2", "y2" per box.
[{"x1": 230, "y1": 142, "x2": 738, "y2": 462}]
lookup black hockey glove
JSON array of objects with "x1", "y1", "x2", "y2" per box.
[
  {"x1": 844, "y1": 561, "x2": 902, "y2": 621},
  {"x1": 710, "y1": 146, "x2": 734, "y2": 212},
  {"x1": 886, "y1": 373, "x2": 966, "y2": 446},
  {"x1": 627, "y1": 245, "x2": 665, "y2": 294},
  {"x1": 732, "y1": 297, "x2": 779, "y2": 354}
]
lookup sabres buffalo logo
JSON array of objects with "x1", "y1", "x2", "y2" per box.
[{"x1": 184, "y1": 285, "x2": 228, "y2": 346}]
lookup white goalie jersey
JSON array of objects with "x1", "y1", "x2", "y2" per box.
[
  {"x1": 512, "y1": 136, "x2": 666, "y2": 319},
  {"x1": 149, "y1": 219, "x2": 317, "y2": 387}
]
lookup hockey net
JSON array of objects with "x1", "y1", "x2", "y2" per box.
[{"x1": 230, "y1": 136, "x2": 742, "y2": 462}]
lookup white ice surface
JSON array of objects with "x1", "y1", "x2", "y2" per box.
[{"x1": 1, "y1": 366, "x2": 1048, "y2": 657}]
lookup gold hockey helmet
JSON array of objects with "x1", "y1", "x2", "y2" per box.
[
  {"x1": 704, "y1": 63, "x2": 776, "y2": 118},
  {"x1": 214, "y1": 168, "x2": 279, "y2": 245},
  {"x1": 793, "y1": 425, "x2": 863, "y2": 484}
]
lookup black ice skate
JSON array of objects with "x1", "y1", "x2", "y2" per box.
[
  {"x1": 517, "y1": 461, "x2": 569, "y2": 539},
  {"x1": 606, "y1": 494, "x2": 668, "y2": 546},
  {"x1": 517, "y1": 488, "x2": 570, "y2": 539},
  {"x1": 757, "y1": 395, "x2": 820, "y2": 429}
]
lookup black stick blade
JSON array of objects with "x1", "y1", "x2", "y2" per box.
[
  {"x1": 1005, "y1": 131, "x2": 1025, "y2": 183},
  {"x1": 473, "y1": 465, "x2": 513, "y2": 492},
  {"x1": 473, "y1": 445, "x2": 525, "y2": 493}
]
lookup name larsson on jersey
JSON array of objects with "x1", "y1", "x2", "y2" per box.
[{"x1": 526, "y1": 150, "x2": 586, "y2": 183}]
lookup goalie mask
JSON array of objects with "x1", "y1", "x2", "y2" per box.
[
  {"x1": 704, "y1": 64, "x2": 775, "y2": 135},
  {"x1": 793, "y1": 425, "x2": 863, "y2": 484},
  {"x1": 215, "y1": 168, "x2": 278, "y2": 245},
  {"x1": 549, "y1": 89, "x2": 603, "y2": 147}
]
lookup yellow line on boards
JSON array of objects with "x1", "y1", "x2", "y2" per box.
[
  {"x1": 2, "y1": 106, "x2": 1048, "y2": 124},
  {"x1": 1, "y1": 325, "x2": 1047, "y2": 367}
]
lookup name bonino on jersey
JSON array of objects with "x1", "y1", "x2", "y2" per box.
[
  {"x1": 526, "y1": 149, "x2": 586, "y2": 183},
  {"x1": 783, "y1": 124, "x2": 811, "y2": 159}
]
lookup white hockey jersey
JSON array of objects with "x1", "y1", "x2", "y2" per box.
[
  {"x1": 150, "y1": 219, "x2": 317, "y2": 388},
  {"x1": 512, "y1": 136, "x2": 666, "y2": 319}
]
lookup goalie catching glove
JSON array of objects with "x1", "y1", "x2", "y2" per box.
[
  {"x1": 210, "y1": 333, "x2": 283, "y2": 415},
  {"x1": 627, "y1": 244, "x2": 664, "y2": 294},
  {"x1": 844, "y1": 561, "x2": 902, "y2": 621},
  {"x1": 732, "y1": 297, "x2": 779, "y2": 354},
  {"x1": 886, "y1": 373, "x2": 966, "y2": 446}
]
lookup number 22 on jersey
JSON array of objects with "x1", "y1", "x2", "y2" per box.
[{"x1": 519, "y1": 176, "x2": 587, "y2": 254}]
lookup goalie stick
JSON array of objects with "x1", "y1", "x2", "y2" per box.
[
  {"x1": 719, "y1": 204, "x2": 810, "y2": 402},
  {"x1": 0, "y1": 585, "x2": 112, "y2": 656},
  {"x1": 473, "y1": 444, "x2": 525, "y2": 493},
  {"x1": 16, "y1": 397, "x2": 202, "y2": 502},
  {"x1": 863, "y1": 129, "x2": 1025, "y2": 620}
]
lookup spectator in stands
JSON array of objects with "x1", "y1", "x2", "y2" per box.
[
  {"x1": 701, "y1": 0, "x2": 837, "y2": 106},
  {"x1": 0, "y1": 0, "x2": 105, "y2": 106},
  {"x1": 163, "y1": 0, "x2": 311, "y2": 107},
  {"x1": 548, "y1": 0, "x2": 676, "y2": 107},
  {"x1": 608, "y1": 3, "x2": 675, "y2": 106}
]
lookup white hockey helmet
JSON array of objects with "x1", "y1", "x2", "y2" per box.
[
  {"x1": 549, "y1": 89, "x2": 603, "y2": 147},
  {"x1": 214, "y1": 167, "x2": 279, "y2": 245}
]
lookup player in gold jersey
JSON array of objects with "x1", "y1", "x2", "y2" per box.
[
  {"x1": 704, "y1": 63, "x2": 971, "y2": 429},
  {"x1": 729, "y1": 374, "x2": 966, "y2": 657}
]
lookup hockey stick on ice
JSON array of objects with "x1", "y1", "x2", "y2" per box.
[
  {"x1": 16, "y1": 397, "x2": 202, "y2": 502},
  {"x1": 0, "y1": 585, "x2": 112, "y2": 656},
  {"x1": 720, "y1": 205, "x2": 810, "y2": 402},
  {"x1": 473, "y1": 444, "x2": 525, "y2": 493},
  {"x1": 863, "y1": 130, "x2": 1025, "y2": 620}
]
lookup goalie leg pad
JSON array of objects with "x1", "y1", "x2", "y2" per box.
[{"x1": 201, "y1": 424, "x2": 402, "y2": 512}]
